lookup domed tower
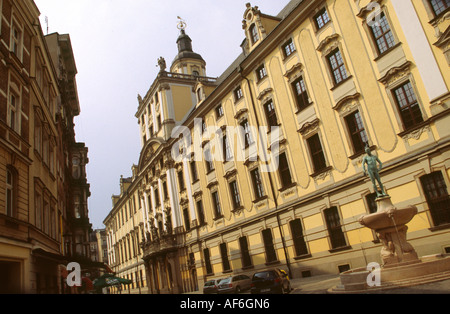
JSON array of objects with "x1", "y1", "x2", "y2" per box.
[{"x1": 170, "y1": 18, "x2": 206, "y2": 76}]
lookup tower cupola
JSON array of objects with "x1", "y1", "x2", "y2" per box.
[{"x1": 170, "y1": 18, "x2": 206, "y2": 75}]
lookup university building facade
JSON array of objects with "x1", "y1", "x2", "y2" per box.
[
  {"x1": 104, "y1": 0, "x2": 450, "y2": 294},
  {"x1": 0, "y1": 0, "x2": 93, "y2": 293}
]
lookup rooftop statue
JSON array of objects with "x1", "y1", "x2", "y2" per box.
[{"x1": 362, "y1": 145, "x2": 387, "y2": 198}]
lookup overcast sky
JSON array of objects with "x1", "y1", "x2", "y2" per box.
[{"x1": 33, "y1": 0, "x2": 290, "y2": 230}]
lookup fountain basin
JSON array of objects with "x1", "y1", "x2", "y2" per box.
[
  {"x1": 329, "y1": 254, "x2": 450, "y2": 293},
  {"x1": 358, "y1": 205, "x2": 418, "y2": 230}
]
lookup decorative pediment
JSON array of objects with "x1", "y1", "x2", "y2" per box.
[
  {"x1": 356, "y1": 0, "x2": 384, "y2": 19},
  {"x1": 284, "y1": 63, "x2": 304, "y2": 80},
  {"x1": 378, "y1": 61, "x2": 412, "y2": 86},
  {"x1": 234, "y1": 108, "x2": 248, "y2": 120},
  {"x1": 317, "y1": 34, "x2": 340, "y2": 54},
  {"x1": 257, "y1": 88, "x2": 273, "y2": 100},
  {"x1": 298, "y1": 118, "x2": 320, "y2": 137},
  {"x1": 332, "y1": 93, "x2": 361, "y2": 113}
]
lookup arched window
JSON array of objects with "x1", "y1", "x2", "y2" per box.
[{"x1": 250, "y1": 24, "x2": 259, "y2": 45}]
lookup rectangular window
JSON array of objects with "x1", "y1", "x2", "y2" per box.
[
  {"x1": 314, "y1": 8, "x2": 331, "y2": 29},
  {"x1": 240, "y1": 119, "x2": 254, "y2": 148},
  {"x1": 365, "y1": 193, "x2": 378, "y2": 214},
  {"x1": 370, "y1": 12, "x2": 396, "y2": 55},
  {"x1": 9, "y1": 93, "x2": 19, "y2": 132},
  {"x1": 11, "y1": 24, "x2": 22, "y2": 57},
  {"x1": 220, "y1": 243, "x2": 231, "y2": 272},
  {"x1": 278, "y1": 152, "x2": 293, "y2": 188},
  {"x1": 264, "y1": 100, "x2": 278, "y2": 127},
  {"x1": 190, "y1": 160, "x2": 198, "y2": 182},
  {"x1": 234, "y1": 86, "x2": 243, "y2": 102},
  {"x1": 215, "y1": 104, "x2": 224, "y2": 119},
  {"x1": 307, "y1": 134, "x2": 327, "y2": 173},
  {"x1": 292, "y1": 76, "x2": 310, "y2": 111},
  {"x1": 239, "y1": 236, "x2": 252, "y2": 268},
  {"x1": 393, "y1": 81, "x2": 424, "y2": 130},
  {"x1": 6, "y1": 169, "x2": 14, "y2": 217},
  {"x1": 290, "y1": 219, "x2": 309, "y2": 256},
  {"x1": 154, "y1": 188, "x2": 160, "y2": 207},
  {"x1": 324, "y1": 207, "x2": 347, "y2": 249},
  {"x1": 212, "y1": 191, "x2": 222, "y2": 218},
  {"x1": 420, "y1": 172, "x2": 450, "y2": 226},
  {"x1": 196, "y1": 200, "x2": 205, "y2": 226},
  {"x1": 204, "y1": 148, "x2": 214, "y2": 173},
  {"x1": 262, "y1": 229, "x2": 277, "y2": 263},
  {"x1": 256, "y1": 64, "x2": 267, "y2": 81},
  {"x1": 183, "y1": 208, "x2": 191, "y2": 231},
  {"x1": 222, "y1": 134, "x2": 233, "y2": 161},
  {"x1": 430, "y1": 0, "x2": 450, "y2": 16},
  {"x1": 327, "y1": 49, "x2": 348, "y2": 85},
  {"x1": 229, "y1": 180, "x2": 242, "y2": 210},
  {"x1": 163, "y1": 181, "x2": 168, "y2": 200},
  {"x1": 345, "y1": 111, "x2": 368, "y2": 154},
  {"x1": 35, "y1": 192, "x2": 42, "y2": 229},
  {"x1": 250, "y1": 168, "x2": 265, "y2": 199},
  {"x1": 282, "y1": 38, "x2": 296, "y2": 58},
  {"x1": 204, "y1": 248, "x2": 213, "y2": 274},
  {"x1": 178, "y1": 169, "x2": 185, "y2": 191}
]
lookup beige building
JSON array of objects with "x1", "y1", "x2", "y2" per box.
[
  {"x1": 0, "y1": 0, "x2": 94, "y2": 293},
  {"x1": 105, "y1": 0, "x2": 450, "y2": 294}
]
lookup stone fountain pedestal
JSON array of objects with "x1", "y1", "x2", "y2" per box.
[{"x1": 329, "y1": 196, "x2": 450, "y2": 293}]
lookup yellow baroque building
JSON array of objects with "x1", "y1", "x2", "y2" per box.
[{"x1": 104, "y1": 0, "x2": 450, "y2": 294}]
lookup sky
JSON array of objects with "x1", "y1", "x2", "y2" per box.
[{"x1": 33, "y1": 0, "x2": 290, "y2": 230}]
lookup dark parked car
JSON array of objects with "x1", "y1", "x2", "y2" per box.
[
  {"x1": 203, "y1": 279, "x2": 223, "y2": 294},
  {"x1": 217, "y1": 275, "x2": 252, "y2": 294},
  {"x1": 250, "y1": 269, "x2": 291, "y2": 294}
]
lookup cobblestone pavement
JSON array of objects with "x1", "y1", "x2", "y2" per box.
[{"x1": 289, "y1": 274, "x2": 450, "y2": 294}]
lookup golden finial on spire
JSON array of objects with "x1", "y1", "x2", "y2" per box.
[{"x1": 177, "y1": 16, "x2": 187, "y2": 31}]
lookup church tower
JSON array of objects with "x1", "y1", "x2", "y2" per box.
[{"x1": 170, "y1": 18, "x2": 207, "y2": 76}]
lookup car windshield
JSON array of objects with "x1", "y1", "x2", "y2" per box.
[
  {"x1": 253, "y1": 271, "x2": 275, "y2": 280},
  {"x1": 220, "y1": 278, "x2": 231, "y2": 284},
  {"x1": 204, "y1": 281, "x2": 215, "y2": 286}
]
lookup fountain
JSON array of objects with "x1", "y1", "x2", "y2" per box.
[{"x1": 329, "y1": 147, "x2": 450, "y2": 293}]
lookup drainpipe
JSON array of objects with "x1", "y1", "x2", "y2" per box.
[{"x1": 239, "y1": 67, "x2": 292, "y2": 278}]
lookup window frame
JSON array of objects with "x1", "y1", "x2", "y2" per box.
[
  {"x1": 289, "y1": 219, "x2": 309, "y2": 257},
  {"x1": 255, "y1": 64, "x2": 268, "y2": 82},
  {"x1": 291, "y1": 75, "x2": 311, "y2": 112},
  {"x1": 324, "y1": 206, "x2": 348, "y2": 250},
  {"x1": 229, "y1": 180, "x2": 242, "y2": 210},
  {"x1": 344, "y1": 110, "x2": 369, "y2": 155},
  {"x1": 262, "y1": 228, "x2": 277, "y2": 263},
  {"x1": 314, "y1": 7, "x2": 331, "y2": 31},
  {"x1": 263, "y1": 99, "x2": 279, "y2": 128},
  {"x1": 369, "y1": 12, "x2": 396, "y2": 56},
  {"x1": 420, "y1": 171, "x2": 450, "y2": 227},
  {"x1": 327, "y1": 48, "x2": 349, "y2": 86},
  {"x1": 278, "y1": 152, "x2": 293, "y2": 189},
  {"x1": 211, "y1": 191, "x2": 222, "y2": 219},
  {"x1": 306, "y1": 133, "x2": 328, "y2": 174},
  {"x1": 249, "y1": 23, "x2": 259, "y2": 45},
  {"x1": 429, "y1": 0, "x2": 450, "y2": 16},
  {"x1": 250, "y1": 167, "x2": 265, "y2": 200},
  {"x1": 392, "y1": 80, "x2": 424, "y2": 131},
  {"x1": 282, "y1": 38, "x2": 296, "y2": 59}
]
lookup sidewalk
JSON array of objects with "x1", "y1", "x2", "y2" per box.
[
  {"x1": 186, "y1": 273, "x2": 450, "y2": 294},
  {"x1": 290, "y1": 274, "x2": 450, "y2": 294}
]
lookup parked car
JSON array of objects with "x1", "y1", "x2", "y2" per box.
[
  {"x1": 203, "y1": 278, "x2": 223, "y2": 294},
  {"x1": 250, "y1": 269, "x2": 291, "y2": 294},
  {"x1": 217, "y1": 275, "x2": 252, "y2": 294}
]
